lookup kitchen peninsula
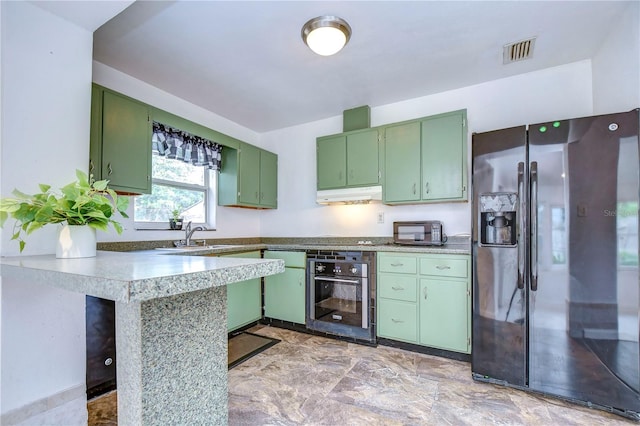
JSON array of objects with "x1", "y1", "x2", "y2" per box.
[{"x1": 0, "y1": 251, "x2": 285, "y2": 425}]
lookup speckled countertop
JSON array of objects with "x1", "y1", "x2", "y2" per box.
[
  {"x1": 0, "y1": 250, "x2": 284, "y2": 303},
  {"x1": 99, "y1": 236, "x2": 471, "y2": 256}
]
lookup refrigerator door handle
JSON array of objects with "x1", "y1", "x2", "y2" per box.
[
  {"x1": 530, "y1": 161, "x2": 538, "y2": 292},
  {"x1": 517, "y1": 162, "x2": 525, "y2": 290}
]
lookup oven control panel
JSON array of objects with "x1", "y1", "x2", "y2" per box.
[{"x1": 313, "y1": 261, "x2": 364, "y2": 278}]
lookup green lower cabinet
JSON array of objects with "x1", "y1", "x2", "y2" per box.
[
  {"x1": 377, "y1": 252, "x2": 471, "y2": 354},
  {"x1": 263, "y1": 251, "x2": 306, "y2": 324},
  {"x1": 377, "y1": 299, "x2": 418, "y2": 343},
  {"x1": 418, "y1": 278, "x2": 469, "y2": 353},
  {"x1": 224, "y1": 251, "x2": 262, "y2": 332}
]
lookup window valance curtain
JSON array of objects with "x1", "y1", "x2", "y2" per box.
[{"x1": 152, "y1": 121, "x2": 222, "y2": 171}]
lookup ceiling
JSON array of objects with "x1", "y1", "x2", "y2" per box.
[{"x1": 41, "y1": 1, "x2": 633, "y2": 132}]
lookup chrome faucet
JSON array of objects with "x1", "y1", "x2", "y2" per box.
[{"x1": 183, "y1": 221, "x2": 206, "y2": 246}]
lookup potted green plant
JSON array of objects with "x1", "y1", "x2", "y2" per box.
[
  {"x1": 169, "y1": 209, "x2": 184, "y2": 230},
  {"x1": 0, "y1": 169, "x2": 129, "y2": 257}
]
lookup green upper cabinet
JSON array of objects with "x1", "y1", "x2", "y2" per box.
[
  {"x1": 421, "y1": 111, "x2": 467, "y2": 201},
  {"x1": 347, "y1": 129, "x2": 380, "y2": 186},
  {"x1": 238, "y1": 143, "x2": 261, "y2": 205},
  {"x1": 317, "y1": 128, "x2": 380, "y2": 190},
  {"x1": 219, "y1": 142, "x2": 278, "y2": 209},
  {"x1": 317, "y1": 135, "x2": 346, "y2": 189},
  {"x1": 259, "y1": 149, "x2": 278, "y2": 208},
  {"x1": 90, "y1": 84, "x2": 152, "y2": 194},
  {"x1": 383, "y1": 109, "x2": 468, "y2": 205},
  {"x1": 383, "y1": 121, "x2": 421, "y2": 203}
]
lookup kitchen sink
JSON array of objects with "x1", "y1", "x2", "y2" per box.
[{"x1": 154, "y1": 245, "x2": 239, "y2": 251}]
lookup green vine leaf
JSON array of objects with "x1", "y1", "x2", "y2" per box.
[{"x1": 0, "y1": 169, "x2": 129, "y2": 252}]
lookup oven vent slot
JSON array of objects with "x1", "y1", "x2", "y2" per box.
[{"x1": 503, "y1": 37, "x2": 536, "y2": 64}]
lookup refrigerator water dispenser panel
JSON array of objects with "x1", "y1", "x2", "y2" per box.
[{"x1": 479, "y1": 192, "x2": 517, "y2": 246}]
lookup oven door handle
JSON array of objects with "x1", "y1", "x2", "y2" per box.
[{"x1": 313, "y1": 276, "x2": 360, "y2": 284}]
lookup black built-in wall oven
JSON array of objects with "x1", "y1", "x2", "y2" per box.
[{"x1": 306, "y1": 250, "x2": 376, "y2": 344}]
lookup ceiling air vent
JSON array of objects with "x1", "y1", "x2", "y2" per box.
[{"x1": 503, "y1": 37, "x2": 536, "y2": 64}]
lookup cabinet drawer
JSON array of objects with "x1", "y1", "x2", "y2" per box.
[
  {"x1": 420, "y1": 257, "x2": 468, "y2": 278},
  {"x1": 378, "y1": 255, "x2": 417, "y2": 274},
  {"x1": 264, "y1": 250, "x2": 306, "y2": 268},
  {"x1": 378, "y1": 274, "x2": 417, "y2": 302},
  {"x1": 377, "y1": 299, "x2": 417, "y2": 343}
]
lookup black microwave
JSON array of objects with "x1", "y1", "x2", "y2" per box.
[{"x1": 393, "y1": 221, "x2": 446, "y2": 246}]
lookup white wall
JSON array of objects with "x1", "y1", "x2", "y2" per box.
[
  {"x1": 92, "y1": 62, "x2": 265, "y2": 241},
  {"x1": 1, "y1": 1, "x2": 90, "y2": 422},
  {"x1": 259, "y1": 61, "x2": 594, "y2": 238},
  {"x1": 592, "y1": 1, "x2": 640, "y2": 114}
]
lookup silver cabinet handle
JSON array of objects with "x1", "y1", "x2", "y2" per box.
[
  {"x1": 425, "y1": 182, "x2": 430, "y2": 194},
  {"x1": 391, "y1": 318, "x2": 404, "y2": 324},
  {"x1": 107, "y1": 163, "x2": 113, "y2": 175},
  {"x1": 423, "y1": 287, "x2": 428, "y2": 300},
  {"x1": 390, "y1": 262, "x2": 404, "y2": 267},
  {"x1": 435, "y1": 265, "x2": 450, "y2": 270},
  {"x1": 299, "y1": 277, "x2": 303, "y2": 286},
  {"x1": 412, "y1": 183, "x2": 416, "y2": 194},
  {"x1": 391, "y1": 286, "x2": 405, "y2": 291}
]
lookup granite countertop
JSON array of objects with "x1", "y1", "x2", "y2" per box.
[
  {"x1": 265, "y1": 242, "x2": 470, "y2": 255},
  {"x1": 0, "y1": 250, "x2": 284, "y2": 303},
  {"x1": 108, "y1": 237, "x2": 471, "y2": 256}
]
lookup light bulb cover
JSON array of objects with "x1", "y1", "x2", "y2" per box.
[{"x1": 302, "y1": 15, "x2": 351, "y2": 56}]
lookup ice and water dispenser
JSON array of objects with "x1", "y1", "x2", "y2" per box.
[{"x1": 479, "y1": 193, "x2": 517, "y2": 246}]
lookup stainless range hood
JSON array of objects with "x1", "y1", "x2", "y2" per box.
[{"x1": 316, "y1": 185, "x2": 382, "y2": 205}]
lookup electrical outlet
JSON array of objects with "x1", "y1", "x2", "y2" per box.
[{"x1": 377, "y1": 212, "x2": 384, "y2": 224}]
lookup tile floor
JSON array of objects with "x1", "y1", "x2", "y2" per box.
[{"x1": 88, "y1": 325, "x2": 637, "y2": 425}]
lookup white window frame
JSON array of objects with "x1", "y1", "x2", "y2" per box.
[{"x1": 134, "y1": 166, "x2": 217, "y2": 230}]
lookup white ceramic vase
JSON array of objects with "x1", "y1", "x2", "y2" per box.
[{"x1": 56, "y1": 225, "x2": 97, "y2": 258}]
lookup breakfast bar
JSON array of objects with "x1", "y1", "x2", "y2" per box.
[{"x1": 0, "y1": 251, "x2": 285, "y2": 425}]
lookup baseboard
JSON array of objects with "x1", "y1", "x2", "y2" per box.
[{"x1": 1, "y1": 384, "x2": 86, "y2": 426}]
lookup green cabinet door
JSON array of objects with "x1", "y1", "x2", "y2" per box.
[
  {"x1": 264, "y1": 267, "x2": 305, "y2": 324},
  {"x1": 377, "y1": 298, "x2": 418, "y2": 343},
  {"x1": 346, "y1": 128, "x2": 379, "y2": 186},
  {"x1": 89, "y1": 85, "x2": 103, "y2": 179},
  {"x1": 421, "y1": 112, "x2": 466, "y2": 201},
  {"x1": 259, "y1": 150, "x2": 278, "y2": 208},
  {"x1": 219, "y1": 144, "x2": 278, "y2": 209},
  {"x1": 418, "y1": 278, "x2": 469, "y2": 353},
  {"x1": 238, "y1": 143, "x2": 261, "y2": 205},
  {"x1": 383, "y1": 121, "x2": 421, "y2": 203},
  {"x1": 92, "y1": 86, "x2": 152, "y2": 194},
  {"x1": 224, "y1": 251, "x2": 262, "y2": 332},
  {"x1": 263, "y1": 250, "x2": 306, "y2": 324},
  {"x1": 317, "y1": 134, "x2": 347, "y2": 189}
]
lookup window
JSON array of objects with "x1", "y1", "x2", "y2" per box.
[{"x1": 134, "y1": 122, "x2": 221, "y2": 229}]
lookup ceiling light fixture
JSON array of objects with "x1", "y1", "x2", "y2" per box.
[{"x1": 301, "y1": 15, "x2": 351, "y2": 56}]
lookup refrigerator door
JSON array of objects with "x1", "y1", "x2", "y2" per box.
[
  {"x1": 528, "y1": 110, "x2": 640, "y2": 417},
  {"x1": 472, "y1": 126, "x2": 528, "y2": 386}
]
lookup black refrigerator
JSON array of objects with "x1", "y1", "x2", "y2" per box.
[{"x1": 471, "y1": 109, "x2": 640, "y2": 420}]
